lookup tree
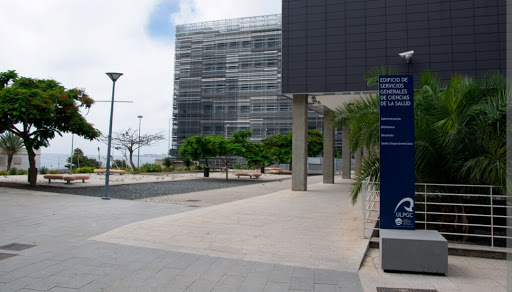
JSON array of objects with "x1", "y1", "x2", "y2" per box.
[
  {"x1": 162, "y1": 156, "x2": 173, "y2": 170},
  {"x1": 0, "y1": 132, "x2": 24, "y2": 170},
  {"x1": 0, "y1": 70, "x2": 100, "y2": 186},
  {"x1": 100, "y1": 128, "x2": 165, "y2": 171},
  {"x1": 178, "y1": 135, "x2": 215, "y2": 167},
  {"x1": 261, "y1": 130, "x2": 324, "y2": 168},
  {"x1": 65, "y1": 148, "x2": 101, "y2": 170},
  {"x1": 332, "y1": 68, "x2": 507, "y2": 203}
]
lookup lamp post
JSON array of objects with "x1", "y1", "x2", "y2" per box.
[
  {"x1": 225, "y1": 124, "x2": 230, "y2": 139},
  {"x1": 103, "y1": 72, "x2": 123, "y2": 200},
  {"x1": 137, "y1": 115, "x2": 143, "y2": 170},
  {"x1": 168, "y1": 118, "x2": 171, "y2": 155}
]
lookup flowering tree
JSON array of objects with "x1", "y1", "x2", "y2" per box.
[{"x1": 0, "y1": 70, "x2": 101, "y2": 185}]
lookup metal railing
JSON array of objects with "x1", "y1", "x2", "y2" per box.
[{"x1": 362, "y1": 181, "x2": 511, "y2": 249}]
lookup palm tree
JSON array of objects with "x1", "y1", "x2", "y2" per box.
[
  {"x1": 0, "y1": 132, "x2": 24, "y2": 170},
  {"x1": 331, "y1": 67, "x2": 507, "y2": 203}
]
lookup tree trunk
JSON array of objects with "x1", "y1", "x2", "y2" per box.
[
  {"x1": 7, "y1": 155, "x2": 13, "y2": 171},
  {"x1": 129, "y1": 150, "x2": 136, "y2": 171},
  {"x1": 224, "y1": 159, "x2": 229, "y2": 181},
  {"x1": 27, "y1": 147, "x2": 37, "y2": 186}
]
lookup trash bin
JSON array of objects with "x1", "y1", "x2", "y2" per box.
[{"x1": 204, "y1": 166, "x2": 210, "y2": 177}]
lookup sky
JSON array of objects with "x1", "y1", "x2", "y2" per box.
[{"x1": 0, "y1": 0, "x2": 281, "y2": 157}]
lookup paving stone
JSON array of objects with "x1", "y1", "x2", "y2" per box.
[
  {"x1": 213, "y1": 274, "x2": 246, "y2": 291},
  {"x1": 314, "y1": 270, "x2": 339, "y2": 285},
  {"x1": 263, "y1": 281, "x2": 290, "y2": 292},
  {"x1": 290, "y1": 276, "x2": 314, "y2": 291},
  {"x1": 268, "y1": 270, "x2": 293, "y2": 283},
  {"x1": 184, "y1": 278, "x2": 218, "y2": 292},
  {"x1": 313, "y1": 283, "x2": 339, "y2": 292}
]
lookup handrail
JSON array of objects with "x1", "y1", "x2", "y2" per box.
[{"x1": 361, "y1": 181, "x2": 510, "y2": 250}]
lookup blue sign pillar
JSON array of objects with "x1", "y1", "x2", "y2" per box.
[{"x1": 379, "y1": 75, "x2": 415, "y2": 230}]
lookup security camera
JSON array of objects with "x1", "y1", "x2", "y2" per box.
[{"x1": 399, "y1": 50, "x2": 414, "y2": 63}]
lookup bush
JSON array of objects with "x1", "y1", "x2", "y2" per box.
[
  {"x1": 49, "y1": 169, "x2": 59, "y2": 174},
  {"x1": 140, "y1": 163, "x2": 163, "y2": 173},
  {"x1": 76, "y1": 167, "x2": 95, "y2": 173},
  {"x1": 9, "y1": 167, "x2": 17, "y2": 175},
  {"x1": 39, "y1": 166, "x2": 49, "y2": 174},
  {"x1": 162, "y1": 157, "x2": 173, "y2": 170},
  {"x1": 16, "y1": 169, "x2": 28, "y2": 175},
  {"x1": 0, "y1": 170, "x2": 8, "y2": 175},
  {"x1": 193, "y1": 164, "x2": 203, "y2": 170}
]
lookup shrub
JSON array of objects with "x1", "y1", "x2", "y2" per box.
[
  {"x1": 39, "y1": 166, "x2": 49, "y2": 174},
  {"x1": 76, "y1": 167, "x2": 95, "y2": 173},
  {"x1": 0, "y1": 170, "x2": 8, "y2": 175},
  {"x1": 9, "y1": 167, "x2": 17, "y2": 175},
  {"x1": 17, "y1": 169, "x2": 28, "y2": 175},
  {"x1": 193, "y1": 164, "x2": 203, "y2": 170},
  {"x1": 49, "y1": 169, "x2": 59, "y2": 174},
  {"x1": 162, "y1": 157, "x2": 173, "y2": 170},
  {"x1": 140, "y1": 163, "x2": 163, "y2": 173}
]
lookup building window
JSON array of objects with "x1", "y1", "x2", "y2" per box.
[
  {"x1": 217, "y1": 43, "x2": 226, "y2": 50},
  {"x1": 280, "y1": 104, "x2": 291, "y2": 111},
  {"x1": 254, "y1": 39, "x2": 264, "y2": 48},
  {"x1": 253, "y1": 84, "x2": 263, "y2": 91},
  {"x1": 203, "y1": 105, "x2": 212, "y2": 113},
  {"x1": 204, "y1": 84, "x2": 214, "y2": 93},
  {"x1": 241, "y1": 84, "x2": 250, "y2": 91},
  {"x1": 229, "y1": 42, "x2": 238, "y2": 49},
  {"x1": 266, "y1": 105, "x2": 277, "y2": 112},
  {"x1": 216, "y1": 84, "x2": 225, "y2": 92},
  {"x1": 242, "y1": 41, "x2": 251, "y2": 48},
  {"x1": 267, "y1": 61, "x2": 277, "y2": 67},
  {"x1": 205, "y1": 44, "x2": 214, "y2": 50},
  {"x1": 228, "y1": 106, "x2": 236, "y2": 113},
  {"x1": 255, "y1": 62, "x2": 263, "y2": 68},
  {"x1": 253, "y1": 129, "x2": 262, "y2": 136},
  {"x1": 241, "y1": 62, "x2": 249, "y2": 69},
  {"x1": 253, "y1": 104, "x2": 263, "y2": 112},
  {"x1": 215, "y1": 106, "x2": 224, "y2": 113},
  {"x1": 215, "y1": 126, "x2": 223, "y2": 134},
  {"x1": 240, "y1": 105, "x2": 250, "y2": 113},
  {"x1": 228, "y1": 85, "x2": 237, "y2": 92},
  {"x1": 203, "y1": 126, "x2": 212, "y2": 135},
  {"x1": 267, "y1": 84, "x2": 276, "y2": 90}
]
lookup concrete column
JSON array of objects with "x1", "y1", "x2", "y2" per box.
[
  {"x1": 323, "y1": 111, "x2": 335, "y2": 184},
  {"x1": 341, "y1": 125, "x2": 351, "y2": 179},
  {"x1": 354, "y1": 148, "x2": 362, "y2": 172},
  {"x1": 292, "y1": 94, "x2": 308, "y2": 191}
]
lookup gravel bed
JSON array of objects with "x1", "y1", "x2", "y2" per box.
[{"x1": 0, "y1": 179, "x2": 268, "y2": 200}]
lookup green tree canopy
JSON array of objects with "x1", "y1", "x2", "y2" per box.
[
  {"x1": 66, "y1": 148, "x2": 101, "y2": 170},
  {"x1": 0, "y1": 70, "x2": 101, "y2": 185},
  {"x1": 178, "y1": 135, "x2": 215, "y2": 167}
]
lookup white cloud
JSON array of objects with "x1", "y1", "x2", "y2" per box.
[
  {"x1": 171, "y1": 0, "x2": 281, "y2": 25},
  {"x1": 0, "y1": 0, "x2": 280, "y2": 158}
]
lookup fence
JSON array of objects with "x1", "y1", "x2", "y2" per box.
[{"x1": 362, "y1": 181, "x2": 511, "y2": 249}]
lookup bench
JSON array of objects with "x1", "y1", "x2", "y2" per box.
[
  {"x1": 270, "y1": 169, "x2": 292, "y2": 174},
  {"x1": 93, "y1": 169, "x2": 126, "y2": 175},
  {"x1": 43, "y1": 174, "x2": 90, "y2": 184},
  {"x1": 43, "y1": 174, "x2": 74, "y2": 184},
  {"x1": 233, "y1": 172, "x2": 262, "y2": 179},
  {"x1": 72, "y1": 174, "x2": 91, "y2": 183},
  {"x1": 210, "y1": 167, "x2": 227, "y2": 171}
]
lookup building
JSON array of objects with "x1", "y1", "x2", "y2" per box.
[
  {"x1": 172, "y1": 14, "x2": 326, "y2": 157},
  {"x1": 281, "y1": 0, "x2": 506, "y2": 190},
  {"x1": 0, "y1": 148, "x2": 41, "y2": 171}
]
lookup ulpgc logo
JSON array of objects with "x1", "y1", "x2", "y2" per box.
[{"x1": 394, "y1": 197, "x2": 414, "y2": 226}]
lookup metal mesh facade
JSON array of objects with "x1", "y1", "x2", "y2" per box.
[{"x1": 172, "y1": 14, "x2": 324, "y2": 155}]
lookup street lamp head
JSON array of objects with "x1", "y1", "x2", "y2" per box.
[
  {"x1": 106, "y1": 72, "x2": 123, "y2": 82},
  {"x1": 138, "y1": 115, "x2": 143, "y2": 119}
]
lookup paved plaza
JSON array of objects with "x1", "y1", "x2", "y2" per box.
[{"x1": 0, "y1": 173, "x2": 508, "y2": 291}]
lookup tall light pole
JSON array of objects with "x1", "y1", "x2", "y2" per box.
[
  {"x1": 137, "y1": 115, "x2": 143, "y2": 170},
  {"x1": 103, "y1": 72, "x2": 123, "y2": 200},
  {"x1": 168, "y1": 118, "x2": 171, "y2": 155},
  {"x1": 225, "y1": 124, "x2": 230, "y2": 139}
]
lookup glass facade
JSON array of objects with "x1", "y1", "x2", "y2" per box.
[{"x1": 172, "y1": 14, "x2": 324, "y2": 156}]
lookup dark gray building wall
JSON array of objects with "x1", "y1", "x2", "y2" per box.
[{"x1": 282, "y1": 0, "x2": 506, "y2": 94}]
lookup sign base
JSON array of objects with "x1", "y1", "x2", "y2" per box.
[{"x1": 380, "y1": 229, "x2": 448, "y2": 274}]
